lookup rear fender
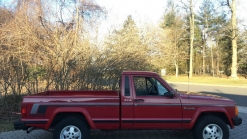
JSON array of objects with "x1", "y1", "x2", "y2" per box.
[{"x1": 44, "y1": 107, "x2": 96, "y2": 130}]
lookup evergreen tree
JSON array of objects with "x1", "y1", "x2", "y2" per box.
[
  {"x1": 197, "y1": 0, "x2": 215, "y2": 75},
  {"x1": 104, "y1": 15, "x2": 150, "y2": 73},
  {"x1": 160, "y1": 0, "x2": 187, "y2": 77}
]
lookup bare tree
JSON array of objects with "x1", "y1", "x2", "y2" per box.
[
  {"x1": 160, "y1": 1, "x2": 188, "y2": 77},
  {"x1": 179, "y1": 0, "x2": 195, "y2": 78},
  {"x1": 188, "y1": 0, "x2": 195, "y2": 78},
  {"x1": 227, "y1": 0, "x2": 238, "y2": 78},
  {"x1": 0, "y1": 0, "x2": 106, "y2": 95}
]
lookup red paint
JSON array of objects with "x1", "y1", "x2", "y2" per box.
[{"x1": 18, "y1": 71, "x2": 240, "y2": 131}]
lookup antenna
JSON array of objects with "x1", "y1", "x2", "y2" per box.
[
  {"x1": 187, "y1": 71, "x2": 190, "y2": 99},
  {"x1": 187, "y1": 71, "x2": 190, "y2": 93}
]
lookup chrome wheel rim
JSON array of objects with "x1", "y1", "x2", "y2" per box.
[
  {"x1": 60, "y1": 125, "x2": 81, "y2": 139},
  {"x1": 202, "y1": 124, "x2": 223, "y2": 139}
]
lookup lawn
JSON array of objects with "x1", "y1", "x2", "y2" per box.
[{"x1": 163, "y1": 74, "x2": 247, "y2": 86}]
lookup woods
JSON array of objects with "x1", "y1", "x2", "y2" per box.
[{"x1": 0, "y1": 0, "x2": 246, "y2": 118}]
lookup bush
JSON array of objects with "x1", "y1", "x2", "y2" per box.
[{"x1": 0, "y1": 94, "x2": 23, "y2": 121}]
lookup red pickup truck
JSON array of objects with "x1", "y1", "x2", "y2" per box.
[{"x1": 14, "y1": 71, "x2": 242, "y2": 139}]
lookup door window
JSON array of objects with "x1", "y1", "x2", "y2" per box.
[{"x1": 133, "y1": 77, "x2": 168, "y2": 96}]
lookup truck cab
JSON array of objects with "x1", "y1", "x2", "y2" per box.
[{"x1": 120, "y1": 71, "x2": 182, "y2": 129}]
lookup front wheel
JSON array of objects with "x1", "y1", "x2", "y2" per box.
[
  {"x1": 53, "y1": 117, "x2": 90, "y2": 139},
  {"x1": 193, "y1": 115, "x2": 229, "y2": 139}
]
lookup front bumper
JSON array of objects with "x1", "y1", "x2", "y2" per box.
[
  {"x1": 13, "y1": 120, "x2": 28, "y2": 130},
  {"x1": 232, "y1": 116, "x2": 242, "y2": 126}
]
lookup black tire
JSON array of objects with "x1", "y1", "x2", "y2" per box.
[
  {"x1": 193, "y1": 115, "x2": 229, "y2": 139},
  {"x1": 53, "y1": 117, "x2": 90, "y2": 139}
]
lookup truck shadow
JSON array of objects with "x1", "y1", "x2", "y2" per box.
[{"x1": 91, "y1": 130, "x2": 192, "y2": 139}]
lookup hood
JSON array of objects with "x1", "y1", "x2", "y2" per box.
[{"x1": 178, "y1": 91, "x2": 231, "y2": 101}]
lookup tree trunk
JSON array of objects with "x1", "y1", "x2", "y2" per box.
[
  {"x1": 209, "y1": 37, "x2": 214, "y2": 77},
  {"x1": 216, "y1": 41, "x2": 220, "y2": 76},
  {"x1": 228, "y1": 0, "x2": 238, "y2": 78},
  {"x1": 202, "y1": 29, "x2": 206, "y2": 75},
  {"x1": 189, "y1": 0, "x2": 194, "y2": 78},
  {"x1": 203, "y1": 43, "x2": 205, "y2": 75},
  {"x1": 175, "y1": 62, "x2": 179, "y2": 78}
]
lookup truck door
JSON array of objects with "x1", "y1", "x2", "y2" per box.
[
  {"x1": 120, "y1": 75, "x2": 134, "y2": 129},
  {"x1": 132, "y1": 75, "x2": 182, "y2": 129}
]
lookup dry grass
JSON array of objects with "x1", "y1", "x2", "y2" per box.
[
  {"x1": 163, "y1": 74, "x2": 247, "y2": 86},
  {"x1": 0, "y1": 119, "x2": 16, "y2": 133},
  {"x1": 0, "y1": 95, "x2": 22, "y2": 133},
  {"x1": 0, "y1": 113, "x2": 20, "y2": 133}
]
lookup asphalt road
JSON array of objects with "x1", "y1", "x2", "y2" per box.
[{"x1": 169, "y1": 83, "x2": 247, "y2": 107}]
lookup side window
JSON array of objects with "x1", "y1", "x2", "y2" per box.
[
  {"x1": 157, "y1": 81, "x2": 168, "y2": 95},
  {"x1": 133, "y1": 77, "x2": 146, "y2": 91},
  {"x1": 124, "y1": 76, "x2": 130, "y2": 96},
  {"x1": 134, "y1": 76, "x2": 168, "y2": 96},
  {"x1": 134, "y1": 77, "x2": 148, "y2": 96}
]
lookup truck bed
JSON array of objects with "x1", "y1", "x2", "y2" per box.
[
  {"x1": 23, "y1": 90, "x2": 120, "y2": 104},
  {"x1": 32, "y1": 90, "x2": 119, "y2": 97},
  {"x1": 22, "y1": 90, "x2": 120, "y2": 130}
]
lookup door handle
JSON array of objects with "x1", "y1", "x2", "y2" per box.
[{"x1": 134, "y1": 99, "x2": 144, "y2": 102}]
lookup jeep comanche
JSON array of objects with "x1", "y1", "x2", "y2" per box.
[{"x1": 14, "y1": 71, "x2": 242, "y2": 139}]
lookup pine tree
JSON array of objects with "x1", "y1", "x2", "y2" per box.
[{"x1": 160, "y1": 0, "x2": 187, "y2": 77}]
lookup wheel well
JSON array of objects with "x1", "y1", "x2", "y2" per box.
[
  {"x1": 195, "y1": 112, "x2": 230, "y2": 127},
  {"x1": 50, "y1": 112, "x2": 89, "y2": 129}
]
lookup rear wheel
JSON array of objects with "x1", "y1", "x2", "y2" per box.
[
  {"x1": 193, "y1": 115, "x2": 229, "y2": 139},
  {"x1": 53, "y1": 117, "x2": 90, "y2": 139}
]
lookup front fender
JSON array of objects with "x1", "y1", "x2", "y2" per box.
[
  {"x1": 44, "y1": 107, "x2": 96, "y2": 130},
  {"x1": 187, "y1": 107, "x2": 234, "y2": 129}
]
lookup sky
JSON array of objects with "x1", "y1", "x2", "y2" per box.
[
  {"x1": 1, "y1": 0, "x2": 246, "y2": 37},
  {"x1": 96, "y1": 0, "x2": 167, "y2": 37},
  {"x1": 96, "y1": 0, "x2": 247, "y2": 40},
  {"x1": 96, "y1": 0, "x2": 167, "y2": 26}
]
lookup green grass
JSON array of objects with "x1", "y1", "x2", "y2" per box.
[{"x1": 163, "y1": 74, "x2": 247, "y2": 86}]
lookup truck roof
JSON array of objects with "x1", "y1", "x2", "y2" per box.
[{"x1": 122, "y1": 71, "x2": 159, "y2": 76}]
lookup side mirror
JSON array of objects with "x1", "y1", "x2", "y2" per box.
[{"x1": 164, "y1": 92, "x2": 174, "y2": 98}]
